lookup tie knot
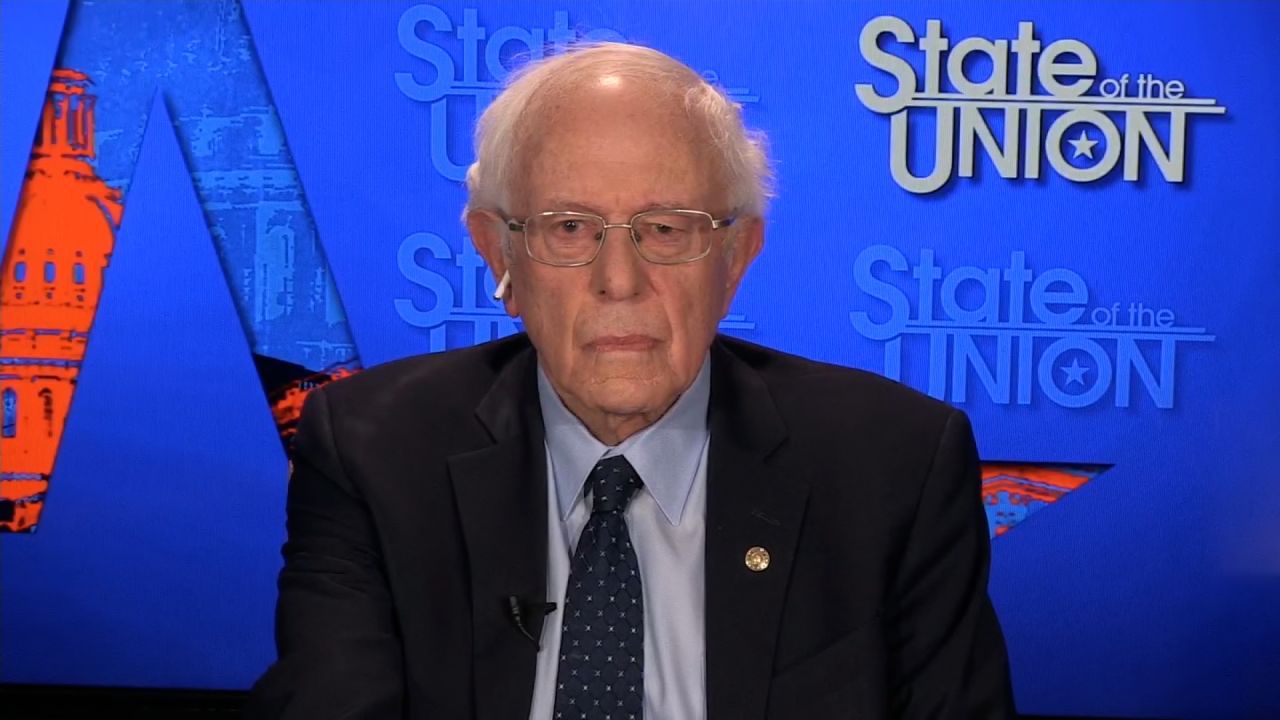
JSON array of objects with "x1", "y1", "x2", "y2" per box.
[{"x1": 587, "y1": 456, "x2": 642, "y2": 514}]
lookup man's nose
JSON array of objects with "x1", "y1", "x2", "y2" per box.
[{"x1": 590, "y1": 225, "x2": 647, "y2": 300}]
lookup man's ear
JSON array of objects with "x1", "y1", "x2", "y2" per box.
[
  {"x1": 466, "y1": 209, "x2": 520, "y2": 317},
  {"x1": 721, "y1": 216, "x2": 764, "y2": 315}
]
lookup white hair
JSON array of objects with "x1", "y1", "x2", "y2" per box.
[{"x1": 463, "y1": 41, "x2": 772, "y2": 223}]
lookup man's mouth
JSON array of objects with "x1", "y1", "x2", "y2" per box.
[{"x1": 588, "y1": 335, "x2": 658, "y2": 352}]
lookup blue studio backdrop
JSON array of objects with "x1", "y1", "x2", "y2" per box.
[{"x1": 1, "y1": 1, "x2": 1277, "y2": 718}]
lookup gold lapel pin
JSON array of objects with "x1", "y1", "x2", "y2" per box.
[{"x1": 745, "y1": 546, "x2": 771, "y2": 572}]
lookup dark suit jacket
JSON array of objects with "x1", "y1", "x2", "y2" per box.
[{"x1": 246, "y1": 333, "x2": 1015, "y2": 719}]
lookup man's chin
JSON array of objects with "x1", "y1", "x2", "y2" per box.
[{"x1": 581, "y1": 375, "x2": 673, "y2": 417}]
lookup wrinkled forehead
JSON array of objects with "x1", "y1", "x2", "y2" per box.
[
  {"x1": 525, "y1": 69, "x2": 704, "y2": 131},
  {"x1": 512, "y1": 75, "x2": 727, "y2": 210}
]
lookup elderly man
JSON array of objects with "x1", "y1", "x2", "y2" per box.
[{"x1": 247, "y1": 42, "x2": 1014, "y2": 719}]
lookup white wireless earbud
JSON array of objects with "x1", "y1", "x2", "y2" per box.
[{"x1": 492, "y1": 270, "x2": 512, "y2": 300}]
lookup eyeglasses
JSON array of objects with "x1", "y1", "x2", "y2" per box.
[{"x1": 504, "y1": 209, "x2": 736, "y2": 267}]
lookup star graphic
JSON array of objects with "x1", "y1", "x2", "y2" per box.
[
  {"x1": 1068, "y1": 129, "x2": 1098, "y2": 159},
  {"x1": 1060, "y1": 357, "x2": 1090, "y2": 387}
]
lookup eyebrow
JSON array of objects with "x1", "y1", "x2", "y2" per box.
[{"x1": 540, "y1": 199, "x2": 697, "y2": 215}]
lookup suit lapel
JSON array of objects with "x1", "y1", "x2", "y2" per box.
[
  {"x1": 448, "y1": 344, "x2": 548, "y2": 720},
  {"x1": 705, "y1": 339, "x2": 809, "y2": 720}
]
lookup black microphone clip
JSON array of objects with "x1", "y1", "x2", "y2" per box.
[{"x1": 506, "y1": 595, "x2": 557, "y2": 650}]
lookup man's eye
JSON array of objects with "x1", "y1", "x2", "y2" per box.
[
  {"x1": 557, "y1": 220, "x2": 582, "y2": 233},
  {"x1": 643, "y1": 222, "x2": 685, "y2": 236}
]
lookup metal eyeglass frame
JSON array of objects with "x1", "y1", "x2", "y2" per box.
[{"x1": 503, "y1": 209, "x2": 736, "y2": 267}]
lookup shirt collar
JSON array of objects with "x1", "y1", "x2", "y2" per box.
[{"x1": 537, "y1": 355, "x2": 711, "y2": 526}]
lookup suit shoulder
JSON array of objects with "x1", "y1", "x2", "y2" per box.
[{"x1": 317, "y1": 333, "x2": 531, "y2": 415}]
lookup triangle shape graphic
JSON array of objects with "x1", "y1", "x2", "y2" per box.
[
  {"x1": 0, "y1": 96, "x2": 285, "y2": 688},
  {"x1": 982, "y1": 461, "x2": 1113, "y2": 538}
]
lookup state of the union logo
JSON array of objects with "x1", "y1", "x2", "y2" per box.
[
  {"x1": 855, "y1": 16, "x2": 1227, "y2": 193},
  {"x1": 849, "y1": 245, "x2": 1215, "y2": 409}
]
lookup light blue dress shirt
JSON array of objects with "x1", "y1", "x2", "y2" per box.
[{"x1": 528, "y1": 357, "x2": 711, "y2": 720}]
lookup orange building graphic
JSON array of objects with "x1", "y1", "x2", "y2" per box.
[
  {"x1": 268, "y1": 366, "x2": 357, "y2": 447},
  {"x1": 0, "y1": 70, "x2": 122, "y2": 532},
  {"x1": 982, "y1": 462, "x2": 1104, "y2": 537}
]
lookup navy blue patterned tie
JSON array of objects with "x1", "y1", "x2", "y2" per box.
[{"x1": 553, "y1": 455, "x2": 644, "y2": 720}]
